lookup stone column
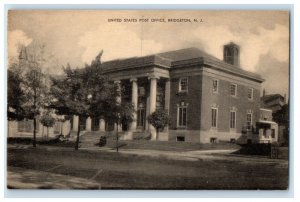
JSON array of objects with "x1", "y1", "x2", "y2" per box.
[
  {"x1": 164, "y1": 79, "x2": 171, "y2": 132},
  {"x1": 86, "y1": 117, "x2": 92, "y2": 131},
  {"x1": 130, "y1": 78, "x2": 138, "y2": 131},
  {"x1": 72, "y1": 115, "x2": 79, "y2": 131},
  {"x1": 149, "y1": 75, "x2": 159, "y2": 140},
  {"x1": 99, "y1": 118, "x2": 106, "y2": 132}
]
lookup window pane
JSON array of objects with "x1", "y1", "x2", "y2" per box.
[
  {"x1": 183, "y1": 108, "x2": 187, "y2": 126},
  {"x1": 180, "y1": 78, "x2": 188, "y2": 91},
  {"x1": 212, "y1": 108, "x2": 217, "y2": 127},
  {"x1": 246, "y1": 113, "x2": 252, "y2": 129},
  {"x1": 248, "y1": 88, "x2": 253, "y2": 99},
  {"x1": 179, "y1": 108, "x2": 183, "y2": 126},
  {"x1": 230, "y1": 84, "x2": 236, "y2": 96},
  {"x1": 213, "y1": 80, "x2": 218, "y2": 92},
  {"x1": 230, "y1": 111, "x2": 236, "y2": 129}
]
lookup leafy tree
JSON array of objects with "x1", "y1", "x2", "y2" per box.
[
  {"x1": 83, "y1": 51, "x2": 134, "y2": 152},
  {"x1": 40, "y1": 112, "x2": 56, "y2": 138},
  {"x1": 51, "y1": 51, "x2": 134, "y2": 151},
  {"x1": 7, "y1": 43, "x2": 52, "y2": 147},
  {"x1": 273, "y1": 103, "x2": 289, "y2": 143},
  {"x1": 7, "y1": 68, "x2": 25, "y2": 120},
  {"x1": 22, "y1": 68, "x2": 47, "y2": 147},
  {"x1": 50, "y1": 64, "x2": 90, "y2": 150},
  {"x1": 147, "y1": 109, "x2": 169, "y2": 140}
]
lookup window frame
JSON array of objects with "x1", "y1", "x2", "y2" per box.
[
  {"x1": 179, "y1": 77, "x2": 188, "y2": 92},
  {"x1": 247, "y1": 87, "x2": 254, "y2": 100},
  {"x1": 246, "y1": 112, "x2": 253, "y2": 130},
  {"x1": 212, "y1": 79, "x2": 219, "y2": 93},
  {"x1": 230, "y1": 110, "x2": 236, "y2": 129},
  {"x1": 211, "y1": 107, "x2": 218, "y2": 128},
  {"x1": 230, "y1": 83, "x2": 237, "y2": 97},
  {"x1": 177, "y1": 104, "x2": 187, "y2": 128}
]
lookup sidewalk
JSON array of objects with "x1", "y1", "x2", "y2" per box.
[{"x1": 7, "y1": 166, "x2": 101, "y2": 189}]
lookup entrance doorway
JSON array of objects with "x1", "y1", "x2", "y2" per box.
[
  {"x1": 91, "y1": 118, "x2": 99, "y2": 131},
  {"x1": 137, "y1": 108, "x2": 145, "y2": 130}
]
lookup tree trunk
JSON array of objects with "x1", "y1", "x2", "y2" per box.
[
  {"x1": 156, "y1": 128, "x2": 159, "y2": 141},
  {"x1": 33, "y1": 117, "x2": 37, "y2": 147},
  {"x1": 75, "y1": 115, "x2": 80, "y2": 150}
]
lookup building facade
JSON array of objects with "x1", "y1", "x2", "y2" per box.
[
  {"x1": 69, "y1": 42, "x2": 264, "y2": 143},
  {"x1": 8, "y1": 42, "x2": 266, "y2": 144}
]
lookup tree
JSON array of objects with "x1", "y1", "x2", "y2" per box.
[
  {"x1": 83, "y1": 51, "x2": 134, "y2": 152},
  {"x1": 50, "y1": 64, "x2": 90, "y2": 150},
  {"x1": 273, "y1": 103, "x2": 289, "y2": 143},
  {"x1": 8, "y1": 43, "x2": 52, "y2": 147},
  {"x1": 40, "y1": 112, "x2": 56, "y2": 139},
  {"x1": 22, "y1": 67, "x2": 47, "y2": 147},
  {"x1": 106, "y1": 102, "x2": 134, "y2": 152},
  {"x1": 7, "y1": 68, "x2": 25, "y2": 121},
  {"x1": 51, "y1": 51, "x2": 135, "y2": 151},
  {"x1": 147, "y1": 109, "x2": 169, "y2": 140}
]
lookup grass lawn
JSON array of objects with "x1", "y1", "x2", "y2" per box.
[
  {"x1": 103, "y1": 139, "x2": 241, "y2": 152},
  {"x1": 7, "y1": 146, "x2": 288, "y2": 189}
]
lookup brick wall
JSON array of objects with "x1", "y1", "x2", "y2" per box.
[
  {"x1": 200, "y1": 70, "x2": 261, "y2": 134},
  {"x1": 169, "y1": 75, "x2": 202, "y2": 130}
]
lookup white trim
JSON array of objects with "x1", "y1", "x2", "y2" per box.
[
  {"x1": 246, "y1": 112, "x2": 253, "y2": 129},
  {"x1": 177, "y1": 104, "x2": 187, "y2": 128},
  {"x1": 178, "y1": 77, "x2": 188, "y2": 92},
  {"x1": 211, "y1": 107, "x2": 218, "y2": 128},
  {"x1": 230, "y1": 83, "x2": 237, "y2": 97},
  {"x1": 260, "y1": 108, "x2": 273, "y2": 112},
  {"x1": 230, "y1": 110, "x2": 236, "y2": 129},
  {"x1": 212, "y1": 78, "x2": 219, "y2": 94},
  {"x1": 247, "y1": 87, "x2": 254, "y2": 100}
]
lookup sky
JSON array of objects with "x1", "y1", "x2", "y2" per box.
[{"x1": 7, "y1": 10, "x2": 289, "y2": 97}]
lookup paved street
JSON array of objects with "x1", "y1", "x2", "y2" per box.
[{"x1": 7, "y1": 145, "x2": 289, "y2": 189}]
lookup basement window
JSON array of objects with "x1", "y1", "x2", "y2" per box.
[
  {"x1": 210, "y1": 137, "x2": 217, "y2": 143},
  {"x1": 176, "y1": 136, "x2": 185, "y2": 142}
]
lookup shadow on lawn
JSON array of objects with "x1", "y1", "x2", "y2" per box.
[
  {"x1": 232, "y1": 143, "x2": 289, "y2": 160},
  {"x1": 7, "y1": 137, "x2": 75, "y2": 147},
  {"x1": 232, "y1": 143, "x2": 272, "y2": 156}
]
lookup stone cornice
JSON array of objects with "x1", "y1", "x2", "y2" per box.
[{"x1": 171, "y1": 57, "x2": 264, "y2": 83}]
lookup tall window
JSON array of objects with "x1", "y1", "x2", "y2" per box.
[
  {"x1": 137, "y1": 108, "x2": 145, "y2": 127},
  {"x1": 248, "y1": 88, "x2": 254, "y2": 100},
  {"x1": 212, "y1": 79, "x2": 219, "y2": 93},
  {"x1": 211, "y1": 108, "x2": 218, "y2": 128},
  {"x1": 230, "y1": 83, "x2": 237, "y2": 96},
  {"x1": 246, "y1": 113, "x2": 252, "y2": 130},
  {"x1": 230, "y1": 111, "x2": 236, "y2": 129},
  {"x1": 177, "y1": 105, "x2": 187, "y2": 127},
  {"x1": 179, "y1": 77, "x2": 188, "y2": 92}
]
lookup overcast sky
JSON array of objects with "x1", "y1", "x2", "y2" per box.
[{"x1": 7, "y1": 10, "x2": 289, "y2": 97}]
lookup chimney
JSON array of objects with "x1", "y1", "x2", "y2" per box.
[{"x1": 223, "y1": 42, "x2": 240, "y2": 67}]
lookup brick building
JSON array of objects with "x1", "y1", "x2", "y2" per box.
[
  {"x1": 9, "y1": 42, "x2": 267, "y2": 144},
  {"x1": 69, "y1": 42, "x2": 264, "y2": 143}
]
